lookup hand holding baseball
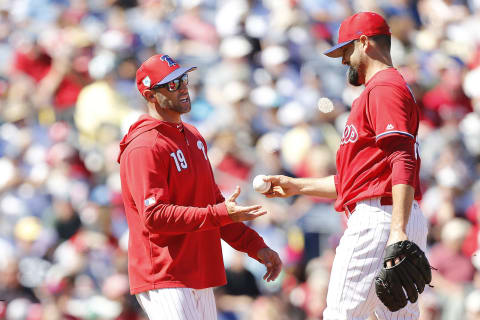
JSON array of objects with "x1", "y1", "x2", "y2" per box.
[
  {"x1": 262, "y1": 175, "x2": 300, "y2": 198},
  {"x1": 252, "y1": 175, "x2": 271, "y2": 193}
]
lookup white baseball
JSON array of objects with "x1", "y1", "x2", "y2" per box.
[
  {"x1": 317, "y1": 97, "x2": 334, "y2": 113},
  {"x1": 252, "y1": 175, "x2": 271, "y2": 193}
]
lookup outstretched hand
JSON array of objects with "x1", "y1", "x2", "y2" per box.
[
  {"x1": 257, "y1": 247, "x2": 282, "y2": 282},
  {"x1": 262, "y1": 175, "x2": 299, "y2": 198},
  {"x1": 225, "y1": 186, "x2": 267, "y2": 222}
]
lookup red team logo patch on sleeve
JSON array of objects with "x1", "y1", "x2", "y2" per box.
[{"x1": 341, "y1": 124, "x2": 359, "y2": 145}]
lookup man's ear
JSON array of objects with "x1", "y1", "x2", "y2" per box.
[
  {"x1": 143, "y1": 89, "x2": 157, "y2": 103},
  {"x1": 359, "y1": 35, "x2": 370, "y2": 51}
]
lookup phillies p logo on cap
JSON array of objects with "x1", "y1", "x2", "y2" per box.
[{"x1": 161, "y1": 55, "x2": 177, "y2": 67}]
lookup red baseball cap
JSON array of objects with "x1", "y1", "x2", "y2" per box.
[
  {"x1": 136, "y1": 54, "x2": 196, "y2": 96},
  {"x1": 324, "y1": 12, "x2": 391, "y2": 58}
]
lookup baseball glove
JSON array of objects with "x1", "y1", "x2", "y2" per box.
[{"x1": 375, "y1": 240, "x2": 432, "y2": 312}]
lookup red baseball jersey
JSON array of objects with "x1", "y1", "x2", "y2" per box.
[
  {"x1": 334, "y1": 68, "x2": 422, "y2": 212},
  {"x1": 118, "y1": 115, "x2": 267, "y2": 294}
]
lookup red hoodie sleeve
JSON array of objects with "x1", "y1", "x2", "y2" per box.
[
  {"x1": 220, "y1": 224, "x2": 268, "y2": 262},
  {"x1": 125, "y1": 146, "x2": 233, "y2": 234}
]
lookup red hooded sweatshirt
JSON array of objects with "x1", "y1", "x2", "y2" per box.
[{"x1": 118, "y1": 115, "x2": 267, "y2": 294}]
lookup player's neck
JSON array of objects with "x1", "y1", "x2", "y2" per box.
[
  {"x1": 365, "y1": 58, "x2": 393, "y2": 84},
  {"x1": 149, "y1": 106, "x2": 182, "y2": 124}
]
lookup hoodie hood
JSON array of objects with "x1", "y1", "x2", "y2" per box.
[{"x1": 117, "y1": 115, "x2": 163, "y2": 163}]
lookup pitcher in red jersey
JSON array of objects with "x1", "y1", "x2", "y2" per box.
[
  {"x1": 263, "y1": 12, "x2": 429, "y2": 319},
  {"x1": 118, "y1": 54, "x2": 281, "y2": 320}
]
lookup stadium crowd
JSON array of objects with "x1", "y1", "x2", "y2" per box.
[{"x1": 0, "y1": 0, "x2": 480, "y2": 319}]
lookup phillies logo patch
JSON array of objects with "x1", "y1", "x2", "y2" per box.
[
  {"x1": 142, "y1": 76, "x2": 151, "y2": 87},
  {"x1": 340, "y1": 124, "x2": 359, "y2": 145},
  {"x1": 144, "y1": 197, "x2": 155, "y2": 206},
  {"x1": 161, "y1": 55, "x2": 177, "y2": 67}
]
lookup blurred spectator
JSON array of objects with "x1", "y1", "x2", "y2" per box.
[
  {"x1": 429, "y1": 218, "x2": 475, "y2": 319},
  {"x1": 0, "y1": 259, "x2": 38, "y2": 303},
  {"x1": 421, "y1": 57, "x2": 472, "y2": 128},
  {"x1": 464, "y1": 180, "x2": 480, "y2": 257},
  {"x1": 216, "y1": 252, "x2": 260, "y2": 319},
  {"x1": 465, "y1": 290, "x2": 480, "y2": 320},
  {"x1": 430, "y1": 218, "x2": 474, "y2": 284},
  {"x1": 289, "y1": 258, "x2": 329, "y2": 319},
  {"x1": 223, "y1": 252, "x2": 261, "y2": 298},
  {"x1": 53, "y1": 198, "x2": 82, "y2": 241}
]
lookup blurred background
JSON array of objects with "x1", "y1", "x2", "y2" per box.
[{"x1": 0, "y1": 0, "x2": 480, "y2": 319}]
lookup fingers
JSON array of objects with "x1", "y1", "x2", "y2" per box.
[
  {"x1": 269, "y1": 255, "x2": 282, "y2": 281},
  {"x1": 263, "y1": 260, "x2": 281, "y2": 282},
  {"x1": 263, "y1": 175, "x2": 281, "y2": 183},
  {"x1": 264, "y1": 186, "x2": 287, "y2": 198},
  {"x1": 227, "y1": 196, "x2": 268, "y2": 222},
  {"x1": 394, "y1": 263, "x2": 419, "y2": 303},
  {"x1": 386, "y1": 255, "x2": 404, "y2": 268},
  {"x1": 245, "y1": 209, "x2": 267, "y2": 220},
  {"x1": 263, "y1": 263, "x2": 271, "y2": 281},
  {"x1": 264, "y1": 192, "x2": 276, "y2": 198},
  {"x1": 262, "y1": 252, "x2": 282, "y2": 282},
  {"x1": 389, "y1": 272, "x2": 408, "y2": 308},
  {"x1": 228, "y1": 186, "x2": 241, "y2": 202},
  {"x1": 236, "y1": 204, "x2": 263, "y2": 213},
  {"x1": 230, "y1": 206, "x2": 267, "y2": 222}
]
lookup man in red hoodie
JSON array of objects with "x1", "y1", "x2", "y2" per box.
[{"x1": 118, "y1": 54, "x2": 282, "y2": 320}]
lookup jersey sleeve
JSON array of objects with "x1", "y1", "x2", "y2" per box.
[
  {"x1": 367, "y1": 85, "x2": 417, "y2": 143},
  {"x1": 220, "y1": 223, "x2": 268, "y2": 262},
  {"x1": 378, "y1": 137, "x2": 416, "y2": 186},
  {"x1": 124, "y1": 146, "x2": 233, "y2": 234}
]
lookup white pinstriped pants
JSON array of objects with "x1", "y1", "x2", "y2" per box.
[
  {"x1": 136, "y1": 287, "x2": 217, "y2": 320},
  {"x1": 323, "y1": 198, "x2": 428, "y2": 320}
]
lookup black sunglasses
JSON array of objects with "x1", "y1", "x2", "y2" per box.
[{"x1": 152, "y1": 73, "x2": 189, "y2": 92}]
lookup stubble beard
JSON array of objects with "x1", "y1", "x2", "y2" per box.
[
  {"x1": 172, "y1": 101, "x2": 191, "y2": 114},
  {"x1": 161, "y1": 98, "x2": 191, "y2": 114}
]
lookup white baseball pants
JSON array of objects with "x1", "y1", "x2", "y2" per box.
[
  {"x1": 323, "y1": 198, "x2": 428, "y2": 320},
  {"x1": 136, "y1": 287, "x2": 217, "y2": 320}
]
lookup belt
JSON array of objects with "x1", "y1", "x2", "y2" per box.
[{"x1": 344, "y1": 196, "x2": 393, "y2": 215}]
